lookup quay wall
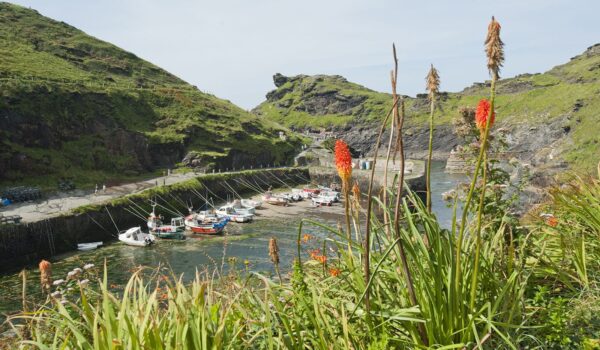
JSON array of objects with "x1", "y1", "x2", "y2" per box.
[{"x1": 0, "y1": 168, "x2": 310, "y2": 274}]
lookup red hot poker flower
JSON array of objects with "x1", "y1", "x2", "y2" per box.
[
  {"x1": 334, "y1": 140, "x2": 352, "y2": 184},
  {"x1": 475, "y1": 99, "x2": 495, "y2": 133}
]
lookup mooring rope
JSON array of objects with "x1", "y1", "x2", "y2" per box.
[
  {"x1": 85, "y1": 212, "x2": 112, "y2": 236},
  {"x1": 104, "y1": 207, "x2": 120, "y2": 234}
]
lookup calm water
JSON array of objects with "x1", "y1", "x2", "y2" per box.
[{"x1": 0, "y1": 161, "x2": 464, "y2": 316}]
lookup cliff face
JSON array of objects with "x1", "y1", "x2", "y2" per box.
[
  {"x1": 0, "y1": 3, "x2": 300, "y2": 188},
  {"x1": 255, "y1": 44, "x2": 600, "y2": 175}
]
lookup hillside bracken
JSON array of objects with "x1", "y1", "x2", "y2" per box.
[{"x1": 0, "y1": 3, "x2": 302, "y2": 190}]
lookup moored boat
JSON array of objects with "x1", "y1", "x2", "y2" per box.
[
  {"x1": 241, "y1": 198, "x2": 262, "y2": 209},
  {"x1": 262, "y1": 191, "x2": 288, "y2": 206},
  {"x1": 118, "y1": 227, "x2": 156, "y2": 247},
  {"x1": 184, "y1": 211, "x2": 229, "y2": 235},
  {"x1": 312, "y1": 195, "x2": 334, "y2": 206},
  {"x1": 230, "y1": 199, "x2": 256, "y2": 214},
  {"x1": 216, "y1": 206, "x2": 254, "y2": 223},
  {"x1": 147, "y1": 207, "x2": 186, "y2": 240}
]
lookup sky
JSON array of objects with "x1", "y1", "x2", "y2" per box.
[{"x1": 9, "y1": 0, "x2": 600, "y2": 109}]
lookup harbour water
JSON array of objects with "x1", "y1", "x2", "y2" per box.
[{"x1": 0, "y1": 161, "x2": 465, "y2": 317}]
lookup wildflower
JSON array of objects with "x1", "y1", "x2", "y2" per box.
[
  {"x1": 50, "y1": 291, "x2": 62, "y2": 299},
  {"x1": 425, "y1": 64, "x2": 440, "y2": 101},
  {"x1": 66, "y1": 271, "x2": 77, "y2": 280},
  {"x1": 60, "y1": 299, "x2": 68, "y2": 305},
  {"x1": 39, "y1": 260, "x2": 52, "y2": 293},
  {"x1": 309, "y1": 249, "x2": 321, "y2": 260},
  {"x1": 546, "y1": 216, "x2": 559, "y2": 227},
  {"x1": 329, "y1": 268, "x2": 341, "y2": 277},
  {"x1": 302, "y1": 233, "x2": 313, "y2": 243},
  {"x1": 79, "y1": 279, "x2": 90, "y2": 288},
  {"x1": 314, "y1": 254, "x2": 327, "y2": 264},
  {"x1": 52, "y1": 279, "x2": 65, "y2": 286},
  {"x1": 73, "y1": 268, "x2": 82, "y2": 274},
  {"x1": 244, "y1": 259, "x2": 250, "y2": 266},
  {"x1": 485, "y1": 16, "x2": 505, "y2": 80},
  {"x1": 268, "y1": 238, "x2": 280, "y2": 265},
  {"x1": 475, "y1": 99, "x2": 495, "y2": 133},
  {"x1": 83, "y1": 263, "x2": 95, "y2": 270},
  {"x1": 334, "y1": 140, "x2": 352, "y2": 185}
]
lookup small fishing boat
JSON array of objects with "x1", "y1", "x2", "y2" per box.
[
  {"x1": 262, "y1": 191, "x2": 288, "y2": 206},
  {"x1": 118, "y1": 227, "x2": 156, "y2": 247},
  {"x1": 147, "y1": 208, "x2": 185, "y2": 240},
  {"x1": 241, "y1": 198, "x2": 262, "y2": 209},
  {"x1": 77, "y1": 241, "x2": 103, "y2": 251},
  {"x1": 216, "y1": 206, "x2": 254, "y2": 223},
  {"x1": 184, "y1": 211, "x2": 229, "y2": 235}
]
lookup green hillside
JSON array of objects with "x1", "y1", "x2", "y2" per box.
[
  {"x1": 255, "y1": 45, "x2": 600, "y2": 173},
  {"x1": 0, "y1": 2, "x2": 301, "y2": 189}
]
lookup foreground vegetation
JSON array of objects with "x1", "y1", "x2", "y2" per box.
[{"x1": 4, "y1": 15, "x2": 600, "y2": 350}]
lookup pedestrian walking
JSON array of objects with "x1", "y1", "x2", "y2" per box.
[
  {"x1": 102, "y1": 184, "x2": 106, "y2": 193},
  {"x1": 94, "y1": 184, "x2": 98, "y2": 195}
]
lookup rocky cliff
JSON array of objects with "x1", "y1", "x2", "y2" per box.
[
  {"x1": 254, "y1": 44, "x2": 600, "y2": 176},
  {"x1": 0, "y1": 3, "x2": 300, "y2": 189}
]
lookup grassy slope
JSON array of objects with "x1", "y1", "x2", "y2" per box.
[
  {"x1": 0, "y1": 2, "x2": 300, "y2": 189},
  {"x1": 255, "y1": 46, "x2": 600, "y2": 173}
]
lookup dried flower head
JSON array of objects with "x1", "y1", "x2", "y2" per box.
[
  {"x1": 485, "y1": 16, "x2": 504, "y2": 80},
  {"x1": 425, "y1": 64, "x2": 440, "y2": 101},
  {"x1": 334, "y1": 140, "x2": 352, "y2": 185},
  {"x1": 268, "y1": 237, "x2": 280, "y2": 265},
  {"x1": 475, "y1": 99, "x2": 495, "y2": 133}
]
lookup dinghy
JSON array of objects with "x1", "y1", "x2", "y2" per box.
[
  {"x1": 77, "y1": 242, "x2": 103, "y2": 251},
  {"x1": 118, "y1": 227, "x2": 156, "y2": 247}
]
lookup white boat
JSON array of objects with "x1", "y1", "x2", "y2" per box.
[
  {"x1": 216, "y1": 206, "x2": 254, "y2": 223},
  {"x1": 118, "y1": 227, "x2": 156, "y2": 247},
  {"x1": 319, "y1": 190, "x2": 341, "y2": 203},
  {"x1": 230, "y1": 199, "x2": 256, "y2": 214},
  {"x1": 77, "y1": 241, "x2": 103, "y2": 251},
  {"x1": 312, "y1": 195, "x2": 334, "y2": 206},
  {"x1": 241, "y1": 198, "x2": 262, "y2": 209},
  {"x1": 283, "y1": 191, "x2": 303, "y2": 202},
  {"x1": 262, "y1": 191, "x2": 288, "y2": 206}
]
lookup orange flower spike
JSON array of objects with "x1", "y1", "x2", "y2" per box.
[
  {"x1": 39, "y1": 260, "x2": 52, "y2": 293},
  {"x1": 302, "y1": 234, "x2": 313, "y2": 243},
  {"x1": 329, "y1": 267, "x2": 341, "y2": 277},
  {"x1": 475, "y1": 99, "x2": 495, "y2": 133},
  {"x1": 334, "y1": 140, "x2": 352, "y2": 185}
]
